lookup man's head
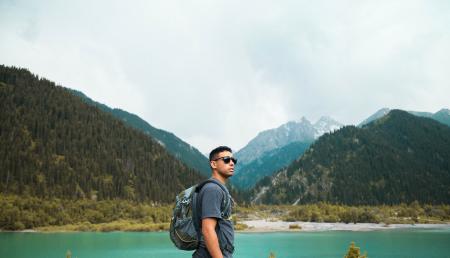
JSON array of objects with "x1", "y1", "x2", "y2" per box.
[{"x1": 209, "y1": 146, "x2": 237, "y2": 180}]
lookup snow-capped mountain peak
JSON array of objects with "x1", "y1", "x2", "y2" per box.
[
  {"x1": 313, "y1": 116, "x2": 344, "y2": 138},
  {"x1": 235, "y1": 115, "x2": 343, "y2": 165}
]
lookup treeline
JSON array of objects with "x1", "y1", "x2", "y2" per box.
[
  {"x1": 0, "y1": 194, "x2": 172, "y2": 231},
  {"x1": 1, "y1": 195, "x2": 449, "y2": 231},
  {"x1": 0, "y1": 65, "x2": 204, "y2": 203},
  {"x1": 236, "y1": 202, "x2": 450, "y2": 224}
]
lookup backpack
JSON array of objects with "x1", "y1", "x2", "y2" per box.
[{"x1": 169, "y1": 178, "x2": 231, "y2": 250}]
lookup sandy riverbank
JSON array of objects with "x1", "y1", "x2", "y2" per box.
[{"x1": 240, "y1": 219, "x2": 450, "y2": 232}]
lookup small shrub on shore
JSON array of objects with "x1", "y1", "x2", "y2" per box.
[
  {"x1": 234, "y1": 223, "x2": 249, "y2": 231},
  {"x1": 288, "y1": 224, "x2": 301, "y2": 230}
]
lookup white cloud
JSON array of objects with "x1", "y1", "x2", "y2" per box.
[{"x1": 1, "y1": 0, "x2": 449, "y2": 153}]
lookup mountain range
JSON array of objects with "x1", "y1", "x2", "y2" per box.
[
  {"x1": 250, "y1": 110, "x2": 450, "y2": 205},
  {"x1": 231, "y1": 141, "x2": 312, "y2": 189},
  {"x1": 2, "y1": 64, "x2": 449, "y2": 206},
  {"x1": 235, "y1": 116, "x2": 343, "y2": 165},
  {"x1": 232, "y1": 108, "x2": 450, "y2": 190},
  {"x1": 231, "y1": 116, "x2": 343, "y2": 189}
]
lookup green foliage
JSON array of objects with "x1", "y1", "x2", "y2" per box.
[
  {"x1": 234, "y1": 203, "x2": 450, "y2": 224},
  {"x1": 344, "y1": 242, "x2": 367, "y2": 258},
  {"x1": 0, "y1": 194, "x2": 173, "y2": 230},
  {"x1": 287, "y1": 203, "x2": 449, "y2": 224},
  {"x1": 1, "y1": 196, "x2": 448, "y2": 231},
  {"x1": 0, "y1": 65, "x2": 204, "y2": 204}
]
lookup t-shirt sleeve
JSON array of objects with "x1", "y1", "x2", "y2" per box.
[{"x1": 200, "y1": 184, "x2": 224, "y2": 219}]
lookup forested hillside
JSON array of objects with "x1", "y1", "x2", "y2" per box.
[
  {"x1": 69, "y1": 89, "x2": 211, "y2": 176},
  {"x1": 0, "y1": 65, "x2": 204, "y2": 203},
  {"x1": 251, "y1": 110, "x2": 450, "y2": 205}
]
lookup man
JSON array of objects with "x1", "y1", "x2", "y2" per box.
[{"x1": 193, "y1": 146, "x2": 236, "y2": 258}]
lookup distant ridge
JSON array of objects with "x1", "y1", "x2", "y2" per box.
[
  {"x1": 358, "y1": 108, "x2": 391, "y2": 127},
  {"x1": 236, "y1": 116, "x2": 342, "y2": 165},
  {"x1": 359, "y1": 108, "x2": 450, "y2": 127},
  {"x1": 69, "y1": 89, "x2": 210, "y2": 176},
  {"x1": 231, "y1": 141, "x2": 312, "y2": 189}
]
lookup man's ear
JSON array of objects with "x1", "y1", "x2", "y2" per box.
[{"x1": 210, "y1": 160, "x2": 217, "y2": 169}]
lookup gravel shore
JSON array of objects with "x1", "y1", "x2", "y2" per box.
[{"x1": 240, "y1": 219, "x2": 450, "y2": 232}]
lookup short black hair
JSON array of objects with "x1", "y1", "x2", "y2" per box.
[{"x1": 209, "y1": 146, "x2": 232, "y2": 161}]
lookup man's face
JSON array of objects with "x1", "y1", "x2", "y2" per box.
[{"x1": 211, "y1": 151, "x2": 235, "y2": 178}]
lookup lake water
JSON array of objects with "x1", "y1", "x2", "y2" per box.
[{"x1": 1, "y1": 229, "x2": 449, "y2": 258}]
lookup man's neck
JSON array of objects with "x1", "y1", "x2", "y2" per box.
[{"x1": 211, "y1": 173, "x2": 227, "y2": 185}]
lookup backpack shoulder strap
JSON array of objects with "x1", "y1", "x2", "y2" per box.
[
  {"x1": 195, "y1": 178, "x2": 226, "y2": 192},
  {"x1": 191, "y1": 186, "x2": 201, "y2": 241}
]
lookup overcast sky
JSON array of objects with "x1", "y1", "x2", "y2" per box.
[{"x1": 1, "y1": 0, "x2": 449, "y2": 154}]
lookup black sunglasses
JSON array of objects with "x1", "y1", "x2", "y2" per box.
[{"x1": 213, "y1": 156, "x2": 238, "y2": 165}]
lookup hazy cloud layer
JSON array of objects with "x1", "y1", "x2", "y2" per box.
[{"x1": 1, "y1": 0, "x2": 449, "y2": 153}]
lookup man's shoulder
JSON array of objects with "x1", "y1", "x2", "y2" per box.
[
  {"x1": 199, "y1": 180, "x2": 231, "y2": 198},
  {"x1": 200, "y1": 181, "x2": 225, "y2": 193}
]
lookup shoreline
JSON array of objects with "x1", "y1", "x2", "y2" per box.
[
  {"x1": 239, "y1": 219, "x2": 450, "y2": 233},
  {"x1": 3, "y1": 221, "x2": 449, "y2": 233}
]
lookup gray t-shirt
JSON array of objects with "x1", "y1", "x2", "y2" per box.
[{"x1": 196, "y1": 179, "x2": 234, "y2": 257}]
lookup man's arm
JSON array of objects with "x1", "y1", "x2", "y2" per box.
[{"x1": 202, "y1": 217, "x2": 223, "y2": 258}]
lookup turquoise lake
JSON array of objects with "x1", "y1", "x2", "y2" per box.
[{"x1": 1, "y1": 229, "x2": 449, "y2": 258}]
